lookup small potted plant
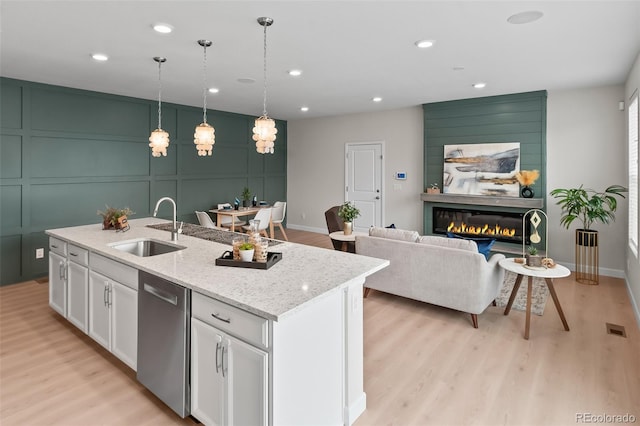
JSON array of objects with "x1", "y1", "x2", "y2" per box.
[
  {"x1": 241, "y1": 187, "x2": 251, "y2": 208},
  {"x1": 238, "y1": 242, "x2": 255, "y2": 262},
  {"x1": 97, "y1": 205, "x2": 134, "y2": 230},
  {"x1": 337, "y1": 201, "x2": 360, "y2": 235},
  {"x1": 525, "y1": 246, "x2": 542, "y2": 267}
]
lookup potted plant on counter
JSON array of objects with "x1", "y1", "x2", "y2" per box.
[
  {"x1": 238, "y1": 242, "x2": 255, "y2": 262},
  {"x1": 98, "y1": 205, "x2": 134, "y2": 230},
  {"x1": 550, "y1": 184, "x2": 627, "y2": 284},
  {"x1": 337, "y1": 201, "x2": 360, "y2": 236}
]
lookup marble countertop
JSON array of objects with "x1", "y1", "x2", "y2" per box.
[{"x1": 46, "y1": 218, "x2": 389, "y2": 321}]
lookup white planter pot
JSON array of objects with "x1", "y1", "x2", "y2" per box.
[{"x1": 239, "y1": 249, "x2": 254, "y2": 262}]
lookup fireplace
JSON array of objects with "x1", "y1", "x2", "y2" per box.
[{"x1": 433, "y1": 207, "x2": 529, "y2": 245}]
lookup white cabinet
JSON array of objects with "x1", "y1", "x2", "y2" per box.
[
  {"x1": 48, "y1": 250, "x2": 66, "y2": 316},
  {"x1": 66, "y1": 245, "x2": 89, "y2": 333},
  {"x1": 48, "y1": 238, "x2": 90, "y2": 334},
  {"x1": 191, "y1": 293, "x2": 268, "y2": 426},
  {"x1": 88, "y1": 254, "x2": 138, "y2": 370}
]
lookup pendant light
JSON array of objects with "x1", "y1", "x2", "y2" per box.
[
  {"x1": 253, "y1": 17, "x2": 277, "y2": 154},
  {"x1": 194, "y1": 39, "x2": 215, "y2": 156},
  {"x1": 149, "y1": 57, "x2": 169, "y2": 157}
]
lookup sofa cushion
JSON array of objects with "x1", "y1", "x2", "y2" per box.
[
  {"x1": 446, "y1": 232, "x2": 496, "y2": 260},
  {"x1": 369, "y1": 226, "x2": 419, "y2": 242},
  {"x1": 418, "y1": 235, "x2": 478, "y2": 252}
]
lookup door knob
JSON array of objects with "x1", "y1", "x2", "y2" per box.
[{"x1": 375, "y1": 196, "x2": 380, "y2": 200}]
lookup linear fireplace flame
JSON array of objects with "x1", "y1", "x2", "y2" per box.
[
  {"x1": 446, "y1": 221, "x2": 517, "y2": 238},
  {"x1": 433, "y1": 206, "x2": 529, "y2": 245}
]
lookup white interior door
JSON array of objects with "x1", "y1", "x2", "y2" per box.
[{"x1": 345, "y1": 142, "x2": 383, "y2": 231}]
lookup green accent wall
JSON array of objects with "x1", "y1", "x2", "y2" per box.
[
  {"x1": 423, "y1": 91, "x2": 547, "y2": 235},
  {"x1": 0, "y1": 78, "x2": 287, "y2": 285}
]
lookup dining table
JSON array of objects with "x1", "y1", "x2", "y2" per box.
[{"x1": 209, "y1": 206, "x2": 274, "y2": 238}]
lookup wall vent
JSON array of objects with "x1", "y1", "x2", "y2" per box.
[{"x1": 605, "y1": 323, "x2": 627, "y2": 338}]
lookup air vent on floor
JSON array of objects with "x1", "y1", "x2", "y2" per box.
[{"x1": 605, "y1": 323, "x2": 627, "y2": 338}]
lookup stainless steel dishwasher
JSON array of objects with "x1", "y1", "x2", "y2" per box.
[{"x1": 137, "y1": 270, "x2": 190, "y2": 418}]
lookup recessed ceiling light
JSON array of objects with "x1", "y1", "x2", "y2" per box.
[
  {"x1": 208, "y1": 87, "x2": 219, "y2": 94},
  {"x1": 414, "y1": 40, "x2": 435, "y2": 49},
  {"x1": 507, "y1": 11, "x2": 543, "y2": 24},
  {"x1": 152, "y1": 23, "x2": 173, "y2": 34},
  {"x1": 91, "y1": 53, "x2": 108, "y2": 61},
  {"x1": 473, "y1": 82, "x2": 486, "y2": 89},
  {"x1": 237, "y1": 78, "x2": 256, "y2": 84},
  {"x1": 452, "y1": 66, "x2": 465, "y2": 71},
  {"x1": 300, "y1": 106, "x2": 309, "y2": 112},
  {"x1": 372, "y1": 97, "x2": 383, "y2": 103},
  {"x1": 288, "y1": 70, "x2": 302, "y2": 77}
]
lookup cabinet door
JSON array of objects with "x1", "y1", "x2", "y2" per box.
[
  {"x1": 111, "y1": 281, "x2": 137, "y2": 371},
  {"x1": 88, "y1": 270, "x2": 110, "y2": 350},
  {"x1": 226, "y1": 335, "x2": 268, "y2": 426},
  {"x1": 48, "y1": 252, "x2": 66, "y2": 316},
  {"x1": 67, "y1": 261, "x2": 89, "y2": 333},
  {"x1": 191, "y1": 318, "x2": 226, "y2": 426}
]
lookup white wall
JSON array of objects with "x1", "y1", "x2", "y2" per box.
[
  {"x1": 546, "y1": 86, "x2": 628, "y2": 276},
  {"x1": 625, "y1": 52, "x2": 640, "y2": 323},
  {"x1": 287, "y1": 106, "x2": 424, "y2": 233}
]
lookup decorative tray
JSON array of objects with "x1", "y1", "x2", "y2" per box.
[{"x1": 215, "y1": 250, "x2": 282, "y2": 270}]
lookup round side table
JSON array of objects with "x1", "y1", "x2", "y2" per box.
[
  {"x1": 498, "y1": 257, "x2": 570, "y2": 340},
  {"x1": 329, "y1": 231, "x2": 367, "y2": 252}
]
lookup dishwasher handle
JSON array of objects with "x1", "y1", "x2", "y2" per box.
[{"x1": 143, "y1": 283, "x2": 178, "y2": 306}]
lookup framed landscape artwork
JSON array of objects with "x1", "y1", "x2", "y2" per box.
[{"x1": 443, "y1": 142, "x2": 520, "y2": 197}]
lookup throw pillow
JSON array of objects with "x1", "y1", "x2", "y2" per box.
[
  {"x1": 446, "y1": 232, "x2": 496, "y2": 260},
  {"x1": 369, "y1": 226, "x2": 419, "y2": 242},
  {"x1": 418, "y1": 235, "x2": 477, "y2": 252}
]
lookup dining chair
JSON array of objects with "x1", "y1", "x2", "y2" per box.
[
  {"x1": 271, "y1": 201, "x2": 288, "y2": 241},
  {"x1": 195, "y1": 211, "x2": 219, "y2": 229},
  {"x1": 241, "y1": 207, "x2": 272, "y2": 238}
]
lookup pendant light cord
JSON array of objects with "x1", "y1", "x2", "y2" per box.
[
  {"x1": 262, "y1": 22, "x2": 268, "y2": 117},
  {"x1": 157, "y1": 60, "x2": 163, "y2": 129},
  {"x1": 202, "y1": 44, "x2": 208, "y2": 124}
]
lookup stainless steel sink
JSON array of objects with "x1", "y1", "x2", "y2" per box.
[{"x1": 109, "y1": 239, "x2": 185, "y2": 257}]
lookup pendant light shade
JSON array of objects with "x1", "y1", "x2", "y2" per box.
[
  {"x1": 253, "y1": 17, "x2": 277, "y2": 154},
  {"x1": 194, "y1": 40, "x2": 215, "y2": 156},
  {"x1": 149, "y1": 57, "x2": 169, "y2": 157}
]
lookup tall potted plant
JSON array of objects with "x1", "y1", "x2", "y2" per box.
[
  {"x1": 241, "y1": 187, "x2": 251, "y2": 208},
  {"x1": 337, "y1": 201, "x2": 360, "y2": 235},
  {"x1": 550, "y1": 184, "x2": 627, "y2": 284}
]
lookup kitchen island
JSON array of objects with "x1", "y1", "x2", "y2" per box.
[{"x1": 46, "y1": 217, "x2": 388, "y2": 426}]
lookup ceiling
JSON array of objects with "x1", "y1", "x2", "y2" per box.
[{"x1": 2, "y1": 1, "x2": 639, "y2": 121}]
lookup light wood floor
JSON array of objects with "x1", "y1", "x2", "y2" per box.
[{"x1": 1, "y1": 229, "x2": 639, "y2": 426}]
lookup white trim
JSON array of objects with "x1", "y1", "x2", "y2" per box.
[
  {"x1": 625, "y1": 275, "x2": 640, "y2": 329},
  {"x1": 559, "y1": 262, "x2": 626, "y2": 279},
  {"x1": 287, "y1": 223, "x2": 328, "y2": 234}
]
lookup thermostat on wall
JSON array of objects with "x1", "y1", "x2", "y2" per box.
[{"x1": 394, "y1": 172, "x2": 407, "y2": 180}]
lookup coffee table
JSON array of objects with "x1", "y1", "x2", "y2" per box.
[{"x1": 498, "y1": 257, "x2": 570, "y2": 340}]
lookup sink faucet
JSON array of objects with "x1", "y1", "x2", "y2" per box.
[{"x1": 153, "y1": 197, "x2": 179, "y2": 242}]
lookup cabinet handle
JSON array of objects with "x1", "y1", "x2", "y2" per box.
[
  {"x1": 215, "y1": 342, "x2": 221, "y2": 374},
  {"x1": 51, "y1": 244, "x2": 58, "y2": 249},
  {"x1": 221, "y1": 345, "x2": 227, "y2": 378},
  {"x1": 59, "y1": 262, "x2": 65, "y2": 280},
  {"x1": 69, "y1": 252, "x2": 78, "y2": 257},
  {"x1": 107, "y1": 286, "x2": 112, "y2": 307},
  {"x1": 211, "y1": 312, "x2": 231, "y2": 324},
  {"x1": 104, "y1": 283, "x2": 109, "y2": 306}
]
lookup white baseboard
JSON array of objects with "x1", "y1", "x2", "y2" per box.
[
  {"x1": 344, "y1": 392, "x2": 367, "y2": 426},
  {"x1": 560, "y1": 262, "x2": 625, "y2": 279},
  {"x1": 287, "y1": 223, "x2": 328, "y2": 234},
  {"x1": 625, "y1": 275, "x2": 640, "y2": 329}
]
